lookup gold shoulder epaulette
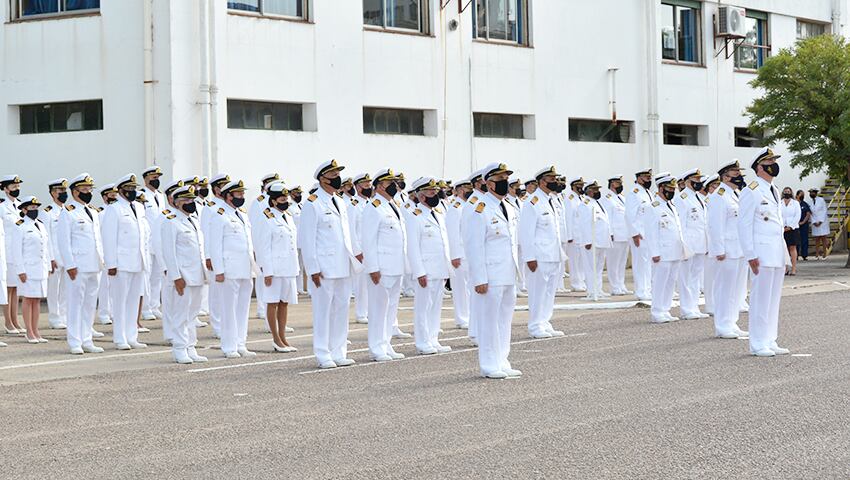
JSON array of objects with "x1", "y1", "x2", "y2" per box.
[
  {"x1": 475, "y1": 203, "x2": 485, "y2": 214},
  {"x1": 530, "y1": 196, "x2": 539, "y2": 205},
  {"x1": 44, "y1": 205, "x2": 52, "y2": 212},
  {"x1": 257, "y1": 194, "x2": 265, "y2": 202},
  {"x1": 605, "y1": 194, "x2": 612, "y2": 199},
  {"x1": 206, "y1": 200, "x2": 215, "y2": 207},
  {"x1": 96, "y1": 207, "x2": 103, "y2": 212},
  {"x1": 372, "y1": 198, "x2": 381, "y2": 208},
  {"x1": 66, "y1": 204, "x2": 76, "y2": 211},
  {"x1": 217, "y1": 208, "x2": 225, "y2": 215},
  {"x1": 583, "y1": 198, "x2": 590, "y2": 205},
  {"x1": 568, "y1": 194, "x2": 575, "y2": 200},
  {"x1": 351, "y1": 198, "x2": 359, "y2": 206},
  {"x1": 404, "y1": 203, "x2": 411, "y2": 209},
  {"x1": 633, "y1": 188, "x2": 639, "y2": 194},
  {"x1": 413, "y1": 208, "x2": 422, "y2": 216},
  {"x1": 680, "y1": 192, "x2": 688, "y2": 199},
  {"x1": 469, "y1": 196, "x2": 478, "y2": 204},
  {"x1": 452, "y1": 201, "x2": 461, "y2": 208},
  {"x1": 239, "y1": 207, "x2": 247, "y2": 213},
  {"x1": 166, "y1": 214, "x2": 176, "y2": 219},
  {"x1": 16, "y1": 219, "x2": 24, "y2": 225},
  {"x1": 307, "y1": 194, "x2": 317, "y2": 202},
  {"x1": 749, "y1": 181, "x2": 759, "y2": 190},
  {"x1": 717, "y1": 187, "x2": 725, "y2": 196},
  {"x1": 264, "y1": 208, "x2": 274, "y2": 219},
  {"x1": 651, "y1": 201, "x2": 660, "y2": 207},
  {"x1": 162, "y1": 209, "x2": 171, "y2": 215}
]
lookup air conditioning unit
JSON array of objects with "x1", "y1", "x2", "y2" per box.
[{"x1": 717, "y1": 6, "x2": 747, "y2": 38}]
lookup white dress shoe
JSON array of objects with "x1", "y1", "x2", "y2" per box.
[
  {"x1": 318, "y1": 360, "x2": 337, "y2": 369},
  {"x1": 116, "y1": 343, "x2": 132, "y2": 350},
  {"x1": 771, "y1": 346, "x2": 790, "y2": 355},
  {"x1": 49, "y1": 323, "x2": 67, "y2": 330},
  {"x1": 187, "y1": 348, "x2": 208, "y2": 362},
  {"x1": 734, "y1": 328, "x2": 750, "y2": 338},
  {"x1": 482, "y1": 371, "x2": 508, "y2": 379},
  {"x1": 26, "y1": 337, "x2": 40, "y2": 344},
  {"x1": 4, "y1": 327, "x2": 20, "y2": 335},
  {"x1": 650, "y1": 317, "x2": 671, "y2": 324},
  {"x1": 683, "y1": 313, "x2": 709, "y2": 320},
  {"x1": 237, "y1": 349, "x2": 257, "y2": 358},
  {"x1": 355, "y1": 317, "x2": 369, "y2": 324},
  {"x1": 194, "y1": 319, "x2": 208, "y2": 328},
  {"x1": 456, "y1": 323, "x2": 469, "y2": 330},
  {"x1": 388, "y1": 351, "x2": 405, "y2": 360},
  {"x1": 153, "y1": 310, "x2": 163, "y2": 320},
  {"x1": 372, "y1": 355, "x2": 393, "y2": 362},
  {"x1": 224, "y1": 351, "x2": 241, "y2": 359},
  {"x1": 198, "y1": 309, "x2": 209, "y2": 316},
  {"x1": 273, "y1": 344, "x2": 292, "y2": 353},
  {"x1": 503, "y1": 368, "x2": 523, "y2": 377},
  {"x1": 0, "y1": 341, "x2": 6, "y2": 347},
  {"x1": 97, "y1": 316, "x2": 113, "y2": 325},
  {"x1": 141, "y1": 312, "x2": 156, "y2": 321},
  {"x1": 92, "y1": 330, "x2": 105, "y2": 338},
  {"x1": 417, "y1": 347, "x2": 438, "y2": 355},
  {"x1": 83, "y1": 345, "x2": 104, "y2": 353},
  {"x1": 469, "y1": 337, "x2": 479, "y2": 347},
  {"x1": 751, "y1": 349, "x2": 776, "y2": 357},
  {"x1": 434, "y1": 345, "x2": 452, "y2": 353},
  {"x1": 392, "y1": 331, "x2": 412, "y2": 339},
  {"x1": 530, "y1": 331, "x2": 553, "y2": 339},
  {"x1": 70, "y1": 346, "x2": 84, "y2": 354},
  {"x1": 37, "y1": 338, "x2": 49, "y2": 343},
  {"x1": 665, "y1": 314, "x2": 680, "y2": 322},
  {"x1": 715, "y1": 332, "x2": 739, "y2": 339},
  {"x1": 129, "y1": 341, "x2": 148, "y2": 349},
  {"x1": 285, "y1": 326, "x2": 294, "y2": 333},
  {"x1": 173, "y1": 350, "x2": 194, "y2": 364},
  {"x1": 137, "y1": 327, "x2": 151, "y2": 333},
  {"x1": 549, "y1": 330, "x2": 566, "y2": 337},
  {"x1": 335, "y1": 358, "x2": 356, "y2": 367},
  {"x1": 346, "y1": 339, "x2": 352, "y2": 345}
]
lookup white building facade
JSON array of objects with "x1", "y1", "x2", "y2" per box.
[{"x1": 0, "y1": 0, "x2": 846, "y2": 195}]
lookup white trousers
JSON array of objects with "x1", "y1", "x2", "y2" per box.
[
  {"x1": 748, "y1": 265, "x2": 784, "y2": 352},
  {"x1": 255, "y1": 276, "x2": 266, "y2": 319},
  {"x1": 110, "y1": 271, "x2": 144, "y2": 346},
  {"x1": 582, "y1": 246, "x2": 608, "y2": 297},
  {"x1": 366, "y1": 274, "x2": 401, "y2": 358},
  {"x1": 712, "y1": 257, "x2": 745, "y2": 335},
  {"x1": 526, "y1": 261, "x2": 559, "y2": 336},
  {"x1": 161, "y1": 276, "x2": 174, "y2": 342},
  {"x1": 450, "y1": 262, "x2": 470, "y2": 327},
  {"x1": 97, "y1": 271, "x2": 111, "y2": 320},
  {"x1": 630, "y1": 240, "x2": 652, "y2": 299},
  {"x1": 220, "y1": 278, "x2": 252, "y2": 354},
  {"x1": 170, "y1": 285, "x2": 201, "y2": 351},
  {"x1": 388, "y1": 279, "x2": 402, "y2": 333},
  {"x1": 310, "y1": 276, "x2": 351, "y2": 364},
  {"x1": 353, "y1": 271, "x2": 369, "y2": 320},
  {"x1": 413, "y1": 277, "x2": 445, "y2": 351},
  {"x1": 566, "y1": 242, "x2": 586, "y2": 290},
  {"x1": 47, "y1": 267, "x2": 67, "y2": 327},
  {"x1": 606, "y1": 241, "x2": 629, "y2": 294},
  {"x1": 143, "y1": 255, "x2": 163, "y2": 314},
  {"x1": 703, "y1": 256, "x2": 716, "y2": 314},
  {"x1": 65, "y1": 271, "x2": 100, "y2": 349},
  {"x1": 650, "y1": 260, "x2": 680, "y2": 320},
  {"x1": 477, "y1": 284, "x2": 516, "y2": 375},
  {"x1": 468, "y1": 276, "x2": 482, "y2": 340},
  {"x1": 738, "y1": 264, "x2": 750, "y2": 311},
  {"x1": 207, "y1": 275, "x2": 222, "y2": 336},
  {"x1": 677, "y1": 254, "x2": 705, "y2": 316}
]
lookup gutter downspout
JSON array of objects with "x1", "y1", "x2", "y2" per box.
[
  {"x1": 209, "y1": 0, "x2": 220, "y2": 175},
  {"x1": 143, "y1": 0, "x2": 155, "y2": 169},
  {"x1": 832, "y1": 0, "x2": 842, "y2": 36},
  {"x1": 199, "y1": 0, "x2": 212, "y2": 177},
  {"x1": 645, "y1": 0, "x2": 660, "y2": 173}
]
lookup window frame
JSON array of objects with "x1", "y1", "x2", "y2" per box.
[
  {"x1": 362, "y1": 0, "x2": 430, "y2": 35},
  {"x1": 568, "y1": 118, "x2": 635, "y2": 144},
  {"x1": 226, "y1": 99, "x2": 305, "y2": 132},
  {"x1": 734, "y1": 127, "x2": 766, "y2": 148},
  {"x1": 11, "y1": 0, "x2": 100, "y2": 21},
  {"x1": 362, "y1": 107, "x2": 427, "y2": 136},
  {"x1": 18, "y1": 99, "x2": 104, "y2": 135},
  {"x1": 226, "y1": 0, "x2": 309, "y2": 21},
  {"x1": 660, "y1": 0, "x2": 703, "y2": 66},
  {"x1": 796, "y1": 19, "x2": 828, "y2": 40},
  {"x1": 734, "y1": 11, "x2": 771, "y2": 71},
  {"x1": 662, "y1": 123, "x2": 706, "y2": 146},
  {"x1": 473, "y1": 112, "x2": 526, "y2": 140},
  {"x1": 472, "y1": 0, "x2": 532, "y2": 47}
]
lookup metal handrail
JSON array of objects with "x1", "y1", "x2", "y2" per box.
[{"x1": 824, "y1": 185, "x2": 850, "y2": 257}]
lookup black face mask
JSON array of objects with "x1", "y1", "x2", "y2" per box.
[
  {"x1": 662, "y1": 190, "x2": 675, "y2": 201},
  {"x1": 591, "y1": 191, "x2": 601, "y2": 200},
  {"x1": 398, "y1": 182, "x2": 406, "y2": 190},
  {"x1": 691, "y1": 182, "x2": 703, "y2": 191},
  {"x1": 424, "y1": 195, "x2": 440, "y2": 208},
  {"x1": 517, "y1": 189, "x2": 526, "y2": 197},
  {"x1": 361, "y1": 188, "x2": 373, "y2": 198},
  {"x1": 492, "y1": 179, "x2": 509, "y2": 196},
  {"x1": 437, "y1": 190, "x2": 446, "y2": 199},
  {"x1": 782, "y1": 192, "x2": 792, "y2": 199},
  {"x1": 763, "y1": 163, "x2": 780, "y2": 177},
  {"x1": 231, "y1": 196, "x2": 245, "y2": 208},
  {"x1": 411, "y1": 197, "x2": 419, "y2": 205},
  {"x1": 731, "y1": 175, "x2": 746, "y2": 189},
  {"x1": 638, "y1": 179, "x2": 652, "y2": 189},
  {"x1": 459, "y1": 190, "x2": 470, "y2": 201},
  {"x1": 57, "y1": 192, "x2": 68, "y2": 203},
  {"x1": 478, "y1": 183, "x2": 489, "y2": 193},
  {"x1": 385, "y1": 183, "x2": 398, "y2": 197},
  {"x1": 26, "y1": 210, "x2": 39, "y2": 220},
  {"x1": 122, "y1": 189, "x2": 137, "y2": 202},
  {"x1": 292, "y1": 194, "x2": 302, "y2": 204},
  {"x1": 347, "y1": 188, "x2": 356, "y2": 197},
  {"x1": 326, "y1": 176, "x2": 342, "y2": 190},
  {"x1": 149, "y1": 179, "x2": 160, "y2": 190},
  {"x1": 197, "y1": 188, "x2": 209, "y2": 198},
  {"x1": 275, "y1": 200, "x2": 290, "y2": 211},
  {"x1": 78, "y1": 191, "x2": 93, "y2": 204},
  {"x1": 613, "y1": 185, "x2": 623, "y2": 194},
  {"x1": 181, "y1": 202, "x2": 197, "y2": 214},
  {"x1": 8, "y1": 189, "x2": 20, "y2": 198},
  {"x1": 546, "y1": 181, "x2": 559, "y2": 192}
]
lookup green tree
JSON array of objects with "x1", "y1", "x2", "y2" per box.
[{"x1": 747, "y1": 34, "x2": 850, "y2": 263}]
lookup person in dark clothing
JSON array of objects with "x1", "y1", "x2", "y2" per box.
[{"x1": 796, "y1": 190, "x2": 812, "y2": 261}]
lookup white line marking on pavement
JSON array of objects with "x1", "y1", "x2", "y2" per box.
[{"x1": 791, "y1": 353, "x2": 813, "y2": 357}]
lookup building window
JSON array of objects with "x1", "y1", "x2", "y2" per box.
[
  {"x1": 660, "y1": 1, "x2": 702, "y2": 64},
  {"x1": 473, "y1": 113, "x2": 525, "y2": 139},
  {"x1": 363, "y1": 108, "x2": 425, "y2": 135},
  {"x1": 569, "y1": 119, "x2": 634, "y2": 144},
  {"x1": 227, "y1": 100, "x2": 304, "y2": 131},
  {"x1": 735, "y1": 11, "x2": 770, "y2": 70},
  {"x1": 796, "y1": 20, "x2": 827, "y2": 40},
  {"x1": 473, "y1": 0, "x2": 531, "y2": 45},
  {"x1": 14, "y1": 0, "x2": 99, "y2": 19},
  {"x1": 734, "y1": 127, "x2": 766, "y2": 148},
  {"x1": 227, "y1": 0, "x2": 306, "y2": 18},
  {"x1": 663, "y1": 124, "x2": 706, "y2": 146},
  {"x1": 363, "y1": 0, "x2": 429, "y2": 33},
  {"x1": 19, "y1": 100, "x2": 103, "y2": 135}
]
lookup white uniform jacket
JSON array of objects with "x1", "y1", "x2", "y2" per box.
[
  {"x1": 625, "y1": 184, "x2": 653, "y2": 238},
  {"x1": 518, "y1": 189, "x2": 564, "y2": 263},
  {"x1": 43, "y1": 203, "x2": 64, "y2": 268},
  {"x1": 207, "y1": 204, "x2": 256, "y2": 280},
  {"x1": 601, "y1": 188, "x2": 629, "y2": 242},
  {"x1": 57, "y1": 200, "x2": 104, "y2": 273},
  {"x1": 161, "y1": 211, "x2": 207, "y2": 287},
  {"x1": 644, "y1": 198, "x2": 687, "y2": 262},
  {"x1": 674, "y1": 187, "x2": 708, "y2": 255},
  {"x1": 298, "y1": 188, "x2": 360, "y2": 279},
  {"x1": 11, "y1": 217, "x2": 51, "y2": 280},
  {"x1": 252, "y1": 206, "x2": 300, "y2": 279},
  {"x1": 738, "y1": 178, "x2": 787, "y2": 268},
  {"x1": 406, "y1": 204, "x2": 451, "y2": 280},
  {"x1": 464, "y1": 193, "x2": 519, "y2": 288},
  {"x1": 576, "y1": 197, "x2": 613, "y2": 248},
  {"x1": 706, "y1": 186, "x2": 743, "y2": 259},
  {"x1": 445, "y1": 197, "x2": 466, "y2": 261},
  {"x1": 101, "y1": 197, "x2": 147, "y2": 273},
  {"x1": 361, "y1": 196, "x2": 408, "y2": 277}
]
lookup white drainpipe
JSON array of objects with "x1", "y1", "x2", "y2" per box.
[
  {"x1": 199, "y1": 0, "x2": 212, "y2": 177},
  {"x1": 209, "y1": 0, "x2": 221, "y2": 175},
  {"x1": 645, "y1": 0, "x2": 660, "y2": 173},
  {"x1": 143, "y1": 0, "x2": 155, "y2": 169}
]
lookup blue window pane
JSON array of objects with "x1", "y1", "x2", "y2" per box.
[
  {"x1": 678, "y1": 8, "x2": 697, "y2": 62},
  {"x1": 66, "y1": 0, "x2": 100, "y2": 11},
  {"x1": 22, "y1": 0, "x2": 59, "y2": 16},
  {"x1": 228, "y1": 1, "x2": 260, "y2": 12},
  {"x1": 264, "y1": 0, "x2": 302, "y2": 17}
]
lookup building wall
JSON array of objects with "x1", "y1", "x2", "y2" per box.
[{"x1": 0, "y1": 0, "x2": 843, "y2": 199}]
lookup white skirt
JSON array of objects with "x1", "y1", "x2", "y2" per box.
[
  {"x1": 18, "y1": 277, "x2": 47, "y2": 298},
  {"x1": 812, "y1": 221, "x2": 830, "y2": 237},
  {"x1": 0, "y1": 276, "x2": 7, "y2": 304},
  {"x1": 260, "y1": 276, "x2": 298, "y2": 305},
  {"x1": 6, "y1": 268, "x2": 18, "y2": 289}
]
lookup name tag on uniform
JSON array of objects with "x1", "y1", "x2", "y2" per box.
[
  {"x1": 324, "y1": 211, "x2": 332, "y2": 215},
  {"x1": 491, "y1": 218, "x2": 499, "y2": 224},
  {"x1": 760, "y1": 201, "x2": 768, "y2": 205}
]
